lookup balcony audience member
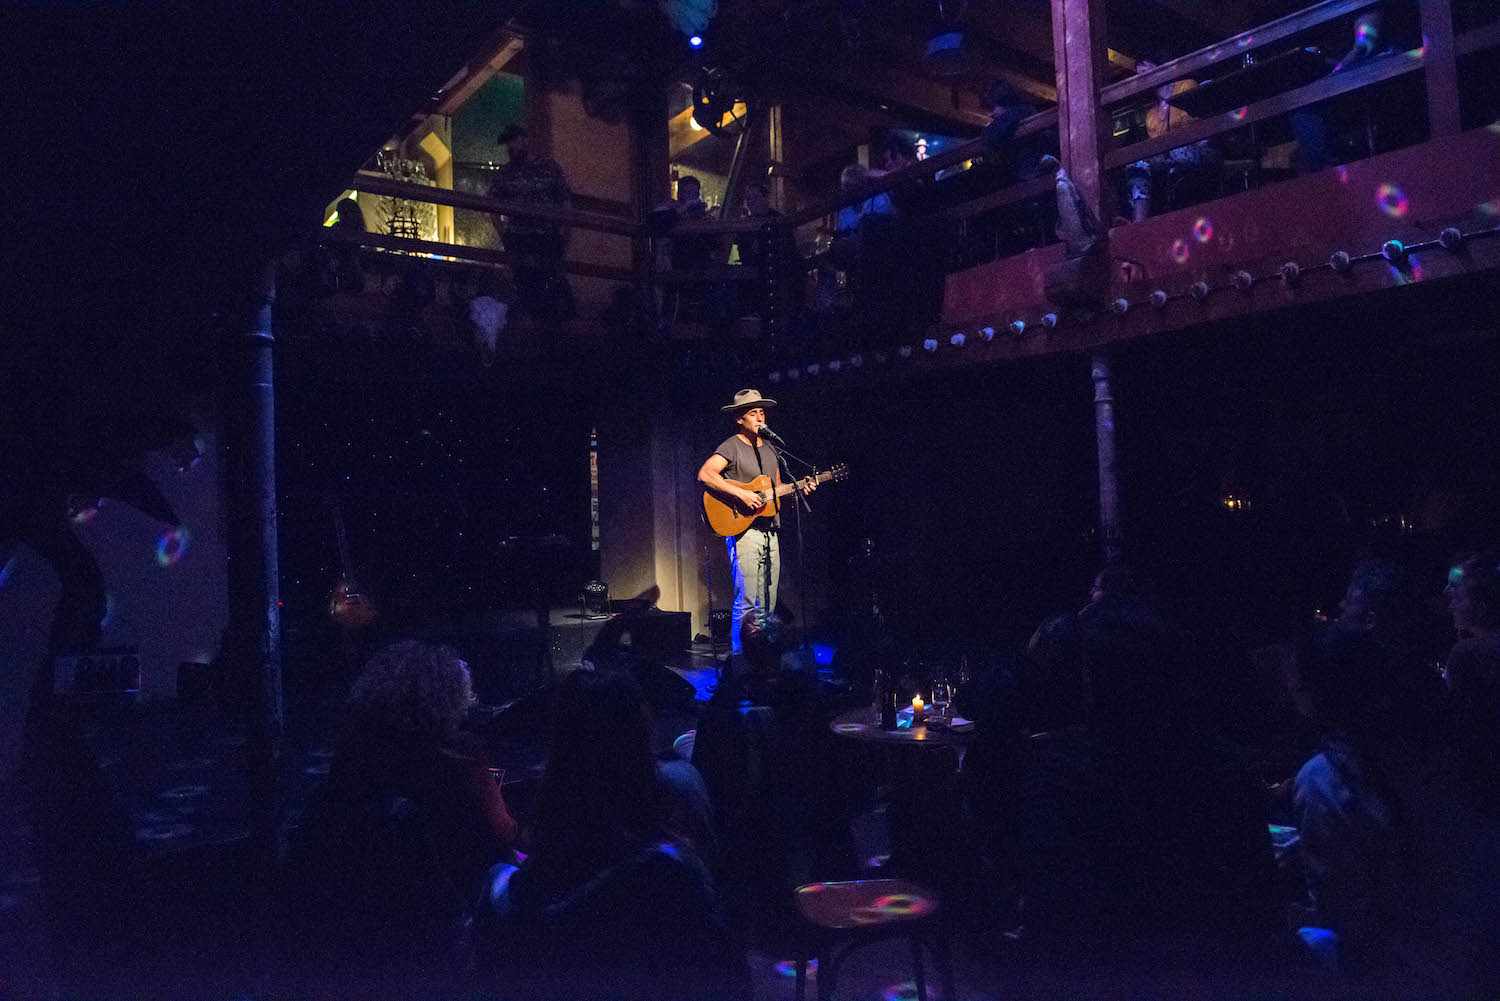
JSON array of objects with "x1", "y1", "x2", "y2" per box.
[
  {"x1": 487, "y1": 666, "x2": 743, "y2": 999},
  {"x1": 1123, "y1": 55, "x2": 1221, "y2": 222},
  {"x1": 286, "y1": 641, "x2": 519, "y2": 992},
  {"x1": 489, "y1": 124, "x2": 574, "y2": 321},
  {"x1": 1291, "y1": 624, "x2": 1499, "y2": 987},
  {"x1": 1443, "y1": 551, "x2": 1500, "y2": 780},
  {"x1": 1016, "y1": 598, "x2": 1280, "y2": 970},
  {"x1": 1291, "y1": 2, "x2": 1423, "y2": 173},
  {"x1": 733, "y1": 182, "x2": 785, "y2": 272},
  {"x1": 667, "y1": 174, "x2": 731, "y2": 330}
]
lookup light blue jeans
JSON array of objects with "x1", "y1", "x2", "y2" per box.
[{"x1": 727, "y1": 525, "x2": 779, "y2": 654}]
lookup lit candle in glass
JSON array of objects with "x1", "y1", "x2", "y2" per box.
[{"x1": 911, "y1": 695, "x2": 925, "y2": 723}]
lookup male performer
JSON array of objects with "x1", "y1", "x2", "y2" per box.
[{"x1": 697, "y1": 389, "x2": 815, "y2": 656}]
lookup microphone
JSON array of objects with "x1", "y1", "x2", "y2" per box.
[{"x1": 755, "y1": 423, "x2": 787, "y2": 445}]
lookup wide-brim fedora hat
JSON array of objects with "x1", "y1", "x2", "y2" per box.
[{"x1": 721, "y1": 388, "x2": 777, "y2": 413}]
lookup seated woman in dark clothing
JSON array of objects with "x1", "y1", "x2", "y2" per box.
[
  {"x1": 487, "y1": 666, "x2": 743, "y2": 1000},
  {"x1": 1015, "y1": 599, "x2": 1281, "y2": 972},
  {"x1": 284, "y1": 641, "x2": 518, "y2": 992}
]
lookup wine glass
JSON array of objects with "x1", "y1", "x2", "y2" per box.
[{"x1": 930, "y1": 673, "x2": 953, "y2": 723}]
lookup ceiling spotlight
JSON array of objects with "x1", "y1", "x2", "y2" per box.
[
  {"x1": 950, "y1": 332, "x2": 966, "y2": 347},
  {"x1": 1439, "y1": 227, "x2": 1463, "y2": 251},
  {"x1": 1382, "y1": 239, "x2": 1406, "y2": 263},
  {"x1": 1330, "y1": 250, "x2": 1352, "y2": 273},
  {"x1": 767, "y1": 371, "x2": 781, "y2": 383},
  {"x1": 1109, "y1": 297, "x2": 1129, "y2": 315},
  {"x1": 828, "y1": 359, "x2": 842, "y2": 372},
  {"x1": 1191, "y1": 281, "x2": 1210, "y2": 301},
  {"x1": 689, "y1": 34, "x2": 704, "y2": 48},
  {"x1": 981, "y1": 326, "x2": 995, "y2": 341},
  {"x1": 1232, "y1": 270, "x2": 1255, "y2": 292},
  {"x1": 1279, "y1": 261, "x2": 1301, "y2": 285},
  {"x1": 1009, "y1": 320, "x2": 1025, "y2": 336},
  {"x1": 1040, "y1": 313, "x2": 1058, "y2": 329},
  {"x1": 1149, "y1": 290, "x2": 1168, "y2": 309},
  {"x1": 807, "y1": 363, "x2": 820, "y2": 375},
  {"x1": 896, "y1": 346, "x2": 912, "y2": 359},
  {"x1": 922, "y1": 339, "x2": 938, "y2": 352}
]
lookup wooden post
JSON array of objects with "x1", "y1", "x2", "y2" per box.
[
  {"x1": 1419, "y1": 0, "x2": 1460, "y2": 138},
  {"x1": 226, "y1": 259, "x2": 283, "y2": 863},
  {"x1": 1091, "y1": 352, "x2": 1123, "y2": 565},
  {"x1": 768, "y1": 104, "x2": 786, "y2": 212},
  {"x1": 1050, "y1": 0, "x2": 1109, "y2": 219},
  {"x1": 632, "y1": 82, "x2": 670, "y2": 335},
  {"x1": 1051, "y1": 0, "x2": 1122, "y2": 565}
]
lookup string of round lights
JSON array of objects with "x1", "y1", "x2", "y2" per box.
[{"x1": 758, "y1": 221, "x2": 1499, "y2": 384}]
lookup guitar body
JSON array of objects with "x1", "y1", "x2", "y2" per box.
[
  {"x1": 702, "y1": 464, "x2": 847, "y2": 537},
  {"x1": 703, "y1": 474, "x2": 779, "y2": 537}
]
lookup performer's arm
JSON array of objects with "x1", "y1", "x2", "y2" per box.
[{"x1": 698, "y1": 453, "x2": 762, "y2": 510}]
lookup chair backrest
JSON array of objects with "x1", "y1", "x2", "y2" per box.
[{"x1": 286, "y1": 785, "x2": 473, "y2": 973}]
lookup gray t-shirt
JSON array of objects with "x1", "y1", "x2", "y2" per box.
[{"x1": 714, "y1": 434, "x2": 781, "y2": 527}]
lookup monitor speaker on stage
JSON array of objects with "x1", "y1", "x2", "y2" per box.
[{"x1": 53, "y1": 648, "x2": 142, "y2": 699}]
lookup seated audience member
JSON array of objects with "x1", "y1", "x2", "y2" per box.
[
  {"x1": 1123, "y1": 55, "x2": 1221, "y2": 221},
  {"x1": 489, "y1": 667, "x2": 741, "y2": 999},
  {"x1": 667, "y1": 175, "x2": 729, "y2": 328},
  {"x1": 734, "y1": 182, "x2": 795, "y2": 317},
  {"x1": 833, "y1": 163, "x2": 893, "y2": 237},
  {"x1": 1291, "y1": 624, "x2": 1499, "y2": 986},
  {"x1": 1333, "y1": 557, "x2": 1442, "y2": 670},
  {"x1": 1443, "y1": 551, "x2": 1500, "y2": 778},
  {"x1": 1022, "y1": 610, "x2": 1086, "y2": 732},
  {"x1": 1016, "y1": 598, "x2": 1280, "y2": 967},
  {"x1": 286, "y1": 641, "x2": 518, "y2": 991}
]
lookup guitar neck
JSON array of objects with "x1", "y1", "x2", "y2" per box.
[{"x1": 772, "y1": 470, "x2": 833, "y2": 498}]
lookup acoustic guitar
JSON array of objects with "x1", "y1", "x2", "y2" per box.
[
  {"x1": 328, "y1": 502, "x2": 378, "y2": 630},
  {"x1": 703, "y1": 464, "x2": 848, "y2": 537}
]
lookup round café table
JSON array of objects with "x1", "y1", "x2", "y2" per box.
[
  {"x1": 829, "y1": 706, "x2": 974, "y2": 879},
  {"x1": 829, "y1": 706, "x2": 976, "y2": 748}
]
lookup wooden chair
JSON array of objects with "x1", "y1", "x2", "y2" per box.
[{"x1": 792, "y1": 878, "x2": 954, "y2": 1001}]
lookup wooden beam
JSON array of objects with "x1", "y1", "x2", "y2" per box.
[
  {"x1": 318, "y1": 228, "x2": 636, "y2": 282},
  {"x1": 784, "y1": 107, "x2": 1059, "y2": 226},
  {"x1": 1052, "y1": 0, "x2": 1109, "y2": 217},
  {"x1": 1101, "y1": 47, "x2": 1425, "y2": 170},
  {"x1": 1100, "y1": 0, "x2": 1374, "y2": 107},
  {"x1": 780, "y1": 55, "x2": 992, "y2": 132},
  {"x1": 1419, "y1": 0, "x2": 1461, "y2": 138},
  {"x1": 429, "y1": 29, "x2": 525, "y2": 118},
  {"x1": 349, "y1": 171, "x2": 641, "y2": 236},
  {"x1": 938, "y1": 176, "x2": 1056, "y2": 221}
]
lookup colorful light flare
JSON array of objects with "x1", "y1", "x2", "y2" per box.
[
  {"x1": 1192, "y1": 217, "x2": 1213, "y2": 243},
  {"x1": 883, "y1": 981, "x2": 921, "y2": 1001},
  {"x1": 1171, "y1": 239, "x2": 1191, "y2": 264},
  {"x1": 156, "y1": 527, "x2": 190, "y2": 566},
  {"x1": 1376, "y1": 183, "x2": 1409, "y2": 218},
  {"x1": 775, "y1": 959, "x2": 816, "y2": 978},
  {"x1": 1230, "y1": 106, "x2": 1248, "y2": 121}
]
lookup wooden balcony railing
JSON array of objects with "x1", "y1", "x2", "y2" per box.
[{"x1": 316, "y1": 0, "x2": 1497, "y2": 346}]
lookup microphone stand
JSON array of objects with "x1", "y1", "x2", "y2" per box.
[{"x1": 771, "y1": 439, "x2": 812, "y2": 652}]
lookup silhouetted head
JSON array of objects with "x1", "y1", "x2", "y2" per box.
[
  {"x1": 879, "y1": 135, "x2": 915, "y2": 171},
  {"x1": 1447, "y1": 551, "x2": 1500, "y2": 635},
  {"x1": 1077, "y1": 597, "x2": 1180, "y2": 736},
  {"x1": 533, "y1": 667, "x2": 663, "y2": 856},
  {"x1": 341, "y1": 641, "x2": 473, "y2": 748}
]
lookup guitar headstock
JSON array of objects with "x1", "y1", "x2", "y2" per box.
[{"x1": 822, "y1": 463, "x2": 849, "y2": 484}]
